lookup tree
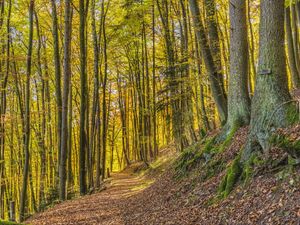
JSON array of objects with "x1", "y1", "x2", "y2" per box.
[
  {"x1": 204, "y1": 0, "x2": 225, "y2": 93},
  {"x1": 101, "y1": 0, "x2": 110, "y2": 178},
  {"x1": 59, "y1": 0, "x2": 72, "y2": 201},
  {"x1": 50, "y1": 0, "x2": 63, "y2": 172},
  {"x1": 285, "y1": 5, "x2": 300, "y2": 89},
  {"x1": 90, "y1": 0, "x2": 101, "y2": 188},
  {"x1": 224, "y1": 0, "x2": 251, "y2": 134},
  {"x1": 189, "y1": 0, "x2": 228, "y2": 124},
  {"x1": 79, "y1": 0, "x2": 87, "y2": 195},
  {"x1": 157, "y1": 0, "x2": 187, "y2": 150},
  {"x1": 242, "y1": 0, "x2": 296, "y2": 160},
  {"x1": 19, "y1": 0, "x2": 34, "y2": 221}
]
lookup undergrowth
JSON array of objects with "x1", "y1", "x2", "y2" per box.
[
  {"x1": 270, "y1": 134, "x2": 300, "y2": 160},
  {"x1": 175, "y1": 127, "x2": 238, "y2": 179}
]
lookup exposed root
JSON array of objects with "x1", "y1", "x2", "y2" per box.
[
  {"x1": 270, "y1": 133, "x2": 300, "y2": 160},
  {"x1": 218, "y1": 154, "x2": 242, "y2": 198}
]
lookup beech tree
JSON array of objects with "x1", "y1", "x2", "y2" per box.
[
  {"x1": 20, "y1": 0, "x2": 34, "y2": 221},
  {"x1": 224, "y1": 0, "x2": 251, "y2": 133},
  {"x1": 242, "y1": 0, "x2": 296, "y2": 159},
  {"x1": 79, "y1": 0, "x2": 88, "y2": 196},
  {"x1": 189, "y1": 0, "x2": 228, "y2": 124},
  {"x1": 59, "y1": 0, "x2": 72, "y2": 201}
]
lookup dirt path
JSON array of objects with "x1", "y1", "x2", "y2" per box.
[{"x1": 26, "y1": 171, "x2": 150, "y2": 225}]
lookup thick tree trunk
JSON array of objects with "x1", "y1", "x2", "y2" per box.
[
  {"x1": 242, "y1": 0, "x2": 296, "y2": 160},
  {"x1": 226, "y1": 0, "x2": 251, "y2": 129}
]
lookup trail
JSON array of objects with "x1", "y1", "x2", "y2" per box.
[{"x1": 26, "y1": 171, "x2": 151, "y2": 225}]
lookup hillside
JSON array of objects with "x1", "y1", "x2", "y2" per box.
[{"x1": 23, "y1": 127, "x2": 300, "y2": 225}]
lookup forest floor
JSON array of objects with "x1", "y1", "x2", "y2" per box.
[
  {"x1": 26, "y1": 127, "x2": 300, "y2": 225},
  {"x1": 26, "y1": 146, "x2": 177, "y2": 225}
]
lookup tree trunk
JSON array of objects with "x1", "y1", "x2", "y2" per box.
[
  {"x1": 242, "y1": 0, "x2": 296, "y2": 160},
  {"x1": 204, "y1": 0, "x2": 225, "y2": 92},
  {"x1": 285, "y1": 6, "x2": 300, "y2": 89},
  {"x1": 101, "y1": 2, "x2": 109, "y2": 178},
  {"x1": 19, "y1": 0, "x2": 34, "y2": 221},
  {"x1": 50, "y1": 0, "x2": 62, "y2": 174},
  {"x1": 226, "y1": 0, "x2": 251, "y2": 130},
  {"x1": 90, "y1": 0, "x2": 100, "y2": 188},
  {"x1": 152, "y1": 0, "x2": 158, "y2": 157},
  {"x1": 189, "y1": 0, "x2": 228, "y2": 124},
  {"x1": 79, "y1": 0, "x2": 87, "y2": 195},
  {"x1": 59, "y1": 0, "x2": 72, "y2": 201}
]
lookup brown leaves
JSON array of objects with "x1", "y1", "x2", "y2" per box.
[{"x1": 26, "y1": 128, "x2": 300, "y2": 225}]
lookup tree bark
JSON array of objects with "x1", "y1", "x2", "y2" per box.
[
  {"x1": 226, "y1": 0, "x2": 251, "y2": 129},
  {"x1": 20, "y1": 0, "x2": 34, "y2": 221},
  {"x1": 50, "y1": 0, "x2": 62, "y2": 173},
  {"x1": 204, "y1": 0, "x2": 225, "y2": 92},
  {"x1": 285, "y1": 6, "x2": 300, "y2": 89},
  {"x1": 189, "y1": 0, "x2": 228, "y2": 124},
  {"x1": 242, "y1": 0, "x2": 296, "y2": 160},
  {"x1": 59, "y1": 0, "x2": 72, "y2": 201},
  {"x1": 79, "y1": 0, "x2": 87, "y2": 195}
]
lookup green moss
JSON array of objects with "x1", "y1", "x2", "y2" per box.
[
  {"x1": 201, "y1": 158, "x2": 225, "y2": 181},
  {"x1": 199, "y1": 129, "x2": 207, "y2": 138},
  {"x1": 175, "y1": 136, "x2": 222, "y2": 179},
  {"x1": 218, "y1": 154, "x2": 242, "y2": 198},
  {"x1": 286, "y1": 103, "x2": 299, "y2": 125},
  {"x1": 202, "y1": 137, "x2": 216, "y2": 155},
  {"x1": 218, "y1": 125, "x2": 239, "y2": 153},
  {"x1": 174, "y1": 143, "x2": 203, "y2": 178},
  {"x1": 218, "y1": 173, "x2": 228, "y2": 194},
  {"x1": 240, "y1": 153, "x2": 262, "y2": 185},
  {"x1": 270, "y1": 134, "x2": 300, "y2": 159}
]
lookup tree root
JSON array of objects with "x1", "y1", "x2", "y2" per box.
[
  {"x1": 270, "y1": 134, "x2": 300, "y2": 160},
  {"x1": 218, "y1": 154, "x2": 242, "y2": 198}
]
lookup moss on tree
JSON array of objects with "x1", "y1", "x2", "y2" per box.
[
  {"x1": 218, "y1": 154, "x2": 242, "y2": 198},
  {"x1": 270, "y1": 133, "x2": 300, "y2": 159}
]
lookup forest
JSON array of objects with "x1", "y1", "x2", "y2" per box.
[{"x1": 0, "y1": 0, "x2": 299, "y2": 224}]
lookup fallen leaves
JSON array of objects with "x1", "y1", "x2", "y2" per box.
[{"x1": 26, "y1": 127, "x2": 300, "y2": 225}]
